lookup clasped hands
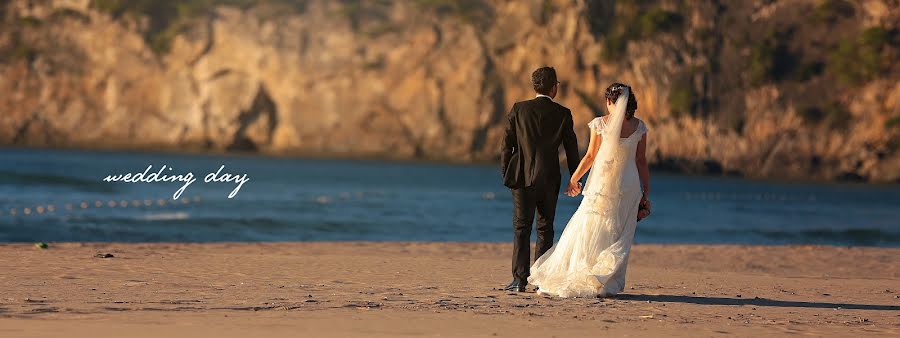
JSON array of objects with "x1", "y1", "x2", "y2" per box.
[{"x1": 565, "y1": 180, "x2": 582, "y2": 197}]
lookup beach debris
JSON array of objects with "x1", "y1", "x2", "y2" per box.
[
  {"x1": 736, "y1": 294, "x2": 742, "y2": 298},
  {"x1": 94, "y1": 253, "x2": 114, "y2": 258},
  {"x1": 34, "y1": 242, "x2": 48, "y2": 249},
  {"x1": 345, "y1": 301, "x2": 382, "y2": 309},
  {"x1": 639, "y1": 315, "x2": 654, "y2": 319}
]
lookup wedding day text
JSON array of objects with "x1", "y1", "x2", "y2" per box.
[{"x1": 102, "y1": 165, "x2": 249, "y2": 200}]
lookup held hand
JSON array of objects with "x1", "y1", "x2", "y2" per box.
[
  {"x1": 565, "y1": 181, "x2": 582, "y2": 197},
  {"x1": 565, "y1": 183, "x2": 577, "y2": 197},
  {"x1": 637, "y1": 208, "x2": 651, "y2": 222},
  {"x1": 640, "y1": 195, "x2": 651, "y2": 211},
  {"x1": 637, "y1": 195, "x2": 651, "y2": 222}
]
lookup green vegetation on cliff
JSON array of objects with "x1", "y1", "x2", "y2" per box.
[
  {"x1": 88, "y1": 0, "x2": 497, "y2": 54},
  {"x1": 412, "y1": 0, "x2": 492, "y2": 27},
  {"x1": 600, "y1": 4, "x2": 683, "y2": 61},
  {"x1": 91, "y1": 0, "x2": 308, "y2": 54},
  {"x1": 829, "y1": 26, "x2": 892, "y2": 84}
]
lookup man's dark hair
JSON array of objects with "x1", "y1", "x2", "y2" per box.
[{"x1": 531, "y1": 67, "x2": 558, "y2": 95}]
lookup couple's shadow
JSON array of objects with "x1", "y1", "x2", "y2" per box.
[{"x1": 614, "y1": 294, "x2": 900, "y2": 311}]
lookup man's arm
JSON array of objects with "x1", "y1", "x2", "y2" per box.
[
  {"x1": 562, "y1": 110, "x2": 580, "y2": 176},
  {"x1": 500, "y1": 104, "x2": 518, "y2": 175}
]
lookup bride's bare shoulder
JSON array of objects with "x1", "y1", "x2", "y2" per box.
[{"x1": 634, "y1": 118, "x2": 649, "y2": 133}]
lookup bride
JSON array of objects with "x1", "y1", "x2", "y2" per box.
[{"x1": 528, "y1": 83, "x2": 651, "y2": 298}]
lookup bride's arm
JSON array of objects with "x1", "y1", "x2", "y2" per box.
[
  {"x1": 568, "y1": 132, "x2": 601, "y2": 185},
  {"x1": 636, "y1": 133, "x2": 650, "y2": 204}
]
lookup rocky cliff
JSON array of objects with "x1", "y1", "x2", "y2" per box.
[{"x1": 2, "y1": 0, "x2": 899, "y2": 182}]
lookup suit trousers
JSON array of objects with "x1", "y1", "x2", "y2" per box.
[{"x1": 510, "y1": 177, "x2": 561, "y2": 282}]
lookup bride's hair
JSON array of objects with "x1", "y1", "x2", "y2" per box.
[{"x1": 605, "y1": 83, "x2": 638, "y2": 120}]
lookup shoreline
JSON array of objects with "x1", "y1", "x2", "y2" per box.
[
  {"x1": 5, "y1": 240, "x2": 900, "y2": 249},
  {"x1": 2, "y1": 242, "x2": 898, "y2": 337},
  {"x1": 3, "y1": 145, "x2": 898, "y2": 185}
]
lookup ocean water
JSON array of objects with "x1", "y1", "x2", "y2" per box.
[{"x1": 0, "y1": 148, "x2": 898, "y2": 247}]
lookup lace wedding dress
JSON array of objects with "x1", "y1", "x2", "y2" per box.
[{"x1": 528, "y1": 89, "x2": 647, "y2": 298}]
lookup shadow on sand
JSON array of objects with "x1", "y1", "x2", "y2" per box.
[{"x1": 616, "y1": 294, "x2": 900, "y2": 311}]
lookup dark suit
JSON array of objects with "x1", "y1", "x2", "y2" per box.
[{"x1": 500, "y1": 95, "x2": 579, "y2": 283}]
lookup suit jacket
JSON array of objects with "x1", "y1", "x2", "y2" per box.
[{"x1": 500, "y1": 96, "x2": 580, "y2": 189}]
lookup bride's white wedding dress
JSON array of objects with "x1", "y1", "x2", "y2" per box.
[{"x1": 528, "y1": 90, "x2": 647, "y2": 298}]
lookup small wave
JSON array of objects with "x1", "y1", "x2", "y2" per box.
[{"x1": 138, "y1": 212, "x2": 190, "y2": 221}]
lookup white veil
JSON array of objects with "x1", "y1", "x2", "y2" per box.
[{"x1": 582, "y1": 86, "x2": 630, "y2": 197}]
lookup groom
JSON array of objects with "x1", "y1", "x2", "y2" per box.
[{"x1": 500, "y1": 66, "x2": 581, "y2": 292}]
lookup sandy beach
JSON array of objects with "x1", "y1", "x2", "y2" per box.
[{"x1": 1, "y1": 242, "x2": 898, "y2": 337}]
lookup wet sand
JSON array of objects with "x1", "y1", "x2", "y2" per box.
[{"x1": 1, "y1": 242, "x2": 898, "y2": 337}]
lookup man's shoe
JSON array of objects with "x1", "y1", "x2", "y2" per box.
[{"x1": 504, "y1": 279, "x2": 527, "y2": 292}]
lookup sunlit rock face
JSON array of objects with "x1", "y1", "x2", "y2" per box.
[{"x1": 2, "y1": 0, "x2": 898, "y2": 182}]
